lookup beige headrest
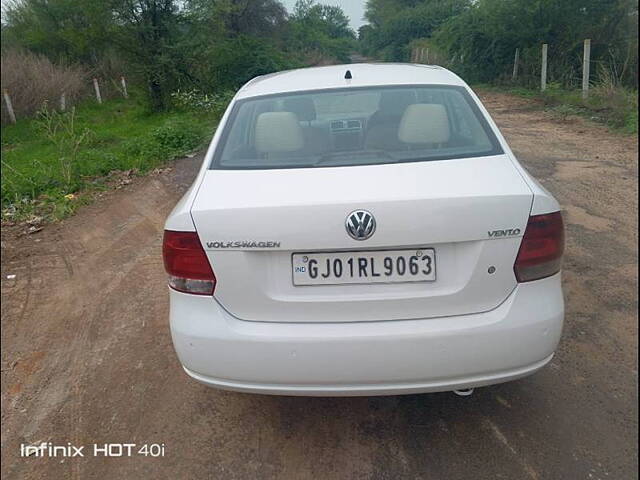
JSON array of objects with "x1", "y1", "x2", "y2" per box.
[
  {"x1": 398, "y1": 104, "x2": 450, "y2": 144},
  {"x1": 255, "y1": 112, "x2": 304, "y2": 153}
]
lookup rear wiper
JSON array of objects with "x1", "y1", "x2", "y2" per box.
[{"x1": 313, "y1": 150, "x2": 396, "y2": 166}]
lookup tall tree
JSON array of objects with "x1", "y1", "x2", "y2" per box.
[
  {"x1": 110, "y1": 0, "x2": 182, "y2": 111},
  {"x1": 185, "y1": 0, "x2": 288, "y2": 38},
  {"x1": 288, "y1": 0, "x2": 356, "y2": 63}
]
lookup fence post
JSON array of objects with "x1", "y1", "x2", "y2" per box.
[
  {"x1": 419, "y1": 48, "x2": 424, "y2": 63},
  {"x1": 60, "y1": 93, "x2": 66, "y2": 112},
  {"x1": 541, "y1": 43, "x2": 548, "y2": 91},
  {"x1": 2, "y1": 89, "x2": 17, "y2": 124},
  {"x1": 120, "y1": 76, "x2": 128, "y2": 98},
  {"x1": 425, "y1": 48, "x2": 429, "y2": 63},
  {"x1": 512, "y1": 48, "x2": 520, "y2": 80},
  {"x1": 582, "y1": 39, "x2": 591, "y2": 99},
  {"x1": 93, "y1": 78, "x2": 102, "y2": 104}
]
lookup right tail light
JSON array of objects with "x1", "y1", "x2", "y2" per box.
[{"x1": 514, "y1": 212, "x2": 565, "y2": 282}]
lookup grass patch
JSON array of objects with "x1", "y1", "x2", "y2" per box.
[
  {"x1": 2, "y1": 97, "x2": 219, "y2": 222},
  {"x1": 477, "y1": 83, "x2": 638, "y2": 134}
]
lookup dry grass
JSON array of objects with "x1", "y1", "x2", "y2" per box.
[{"x1": 1, "y1": 49, "x2": 88, "y2": 124}]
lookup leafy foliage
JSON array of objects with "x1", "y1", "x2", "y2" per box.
[
  {"x1": 433, "y1": 0, "x2": 638, "y2": 88},
  {"x1": 360, "y1": 0, "x2": 469, "y2": 61},
  {"x1": 2, "y1": 0, "x2": 356, "y2": 111},
  {"x1": 1, "y1": 0, "x2": 115, "y2": 64},
  {"x1": 109, "y1": 0, "x2": 185, "y2": 111},
  {"x1": 361, "y1": 0, "x2": 638, "y2": 90},
  {"x1": 286, "y1": 0, "x2": 357, "y2": 63},
  {"x1": 182, "y1": 34, "x2": 300, "y2": 92}
]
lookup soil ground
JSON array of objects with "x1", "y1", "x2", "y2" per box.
[{"x1": 1, "y1": 91, "x2": 638, "y2": 480}]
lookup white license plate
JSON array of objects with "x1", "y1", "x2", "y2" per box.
[{"x1": 292, "y1": 248, "x2": 436, "y2": 286}]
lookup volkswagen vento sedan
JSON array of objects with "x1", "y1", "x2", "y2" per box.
[{"x1": 163, "y1": 63, "x2": 564, "y2": 396}]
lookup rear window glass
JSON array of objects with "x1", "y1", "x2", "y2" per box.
[{"x1": 211, "y1": 85, "x2": 503, "y2": 170}]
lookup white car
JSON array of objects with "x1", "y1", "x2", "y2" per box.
[{"x1": 163, "y1": 63, "x2": 564, "y2": 396}]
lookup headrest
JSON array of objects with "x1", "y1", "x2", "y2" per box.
[
  {"x1": 282, "y1": 97, "x2": 316, "y2": 122},
  {"x1": 398, "y1": 104, "x2": 450, "y2": 144},
  {"x1": 255, "y1": 112, "x2": 304, "y2": 153},
  {"x1": 379, "y1": 90, "x2": 416, "y2": 116}
]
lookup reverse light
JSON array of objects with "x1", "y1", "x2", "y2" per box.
[
  {"x1": 162, "y1": 230, "x2": 216, "y2": 295},
  {"x1": 514, "y1": 212, "x2": 565, "y2": 282}
]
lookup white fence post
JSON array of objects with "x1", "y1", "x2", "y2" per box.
[
  {"x1": 541, "y1": 43, "x2": 548, "y2": 91},
  {"x1": 120, "y1": 76, "x2": 128, "y2": 98},
  {"x1": 60, "y1": 92, "x2": 66, "y2": 112},
  {"x1": 582, "y1": 39, "x2": 591, "y2": 99},
  {"x1": 2, "y1": 89, "x2": 17, "y2": 124},
  {"x1": 512, "y1": 48, "x2": 520, "y2": 80},
  {"x1": 93, "y1": 78, "x2": 102, "y2": 104}
]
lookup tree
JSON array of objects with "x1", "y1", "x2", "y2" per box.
[
  {"x1": 185, "y1": 0, "x2": 288, "y2": 38},
  {"x1": 110, "y1": 0, "x2": 183, "y2": 111},
  {"x1": 291, "y1": 0, "x2": 354, "y2": 39},
  {"x1": 362, "y1": 0, "x2": 470, "y2": 61},
  {"x1": 181, "y1": 0, "x2": 296, "y2": 91},
  {"x1": 2, "y1": 0, "x2": 114, "y2": 64},
  {"x1": 287, "y1": 0, "x2": 356, "y2": 63}
]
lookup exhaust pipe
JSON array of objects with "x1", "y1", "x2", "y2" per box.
[{"x1": 453, "y1": 388, "x2": 474, "y2": 397}]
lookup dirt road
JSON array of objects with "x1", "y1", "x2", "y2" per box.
[{"x1": 1, "y1": 91, "x2": 637, "y2": 480}]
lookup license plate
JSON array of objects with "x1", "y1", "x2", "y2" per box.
[{"x1": 292, "y1": 248, "x2": 436, "y2": 286}]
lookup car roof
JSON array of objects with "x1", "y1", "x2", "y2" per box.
[{"x1": 235, "y1": 63, "x2": 467, "y2": 99}]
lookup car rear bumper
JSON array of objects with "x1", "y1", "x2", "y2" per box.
[{"x1": 169, "y1": 273, "x2": 563, "y2": 396}]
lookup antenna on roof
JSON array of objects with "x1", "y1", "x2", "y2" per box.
[{"x1": 344, "y1": 70, "x2": 352, "y2": 80}]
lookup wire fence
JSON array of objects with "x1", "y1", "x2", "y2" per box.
[
  {"x1": 1, "y1": 49, "x2": 132, "y2": 125},
  {"x1": 411, "y1": 37, "x2": 638, "y2": 94}
]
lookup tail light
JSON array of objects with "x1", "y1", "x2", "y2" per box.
[
  {"x1": 514, "y1": 212, "x2": 565, "y2": 282},
  {"x1": 162, "y1": 230, "x2": 216, "y2": 295}
]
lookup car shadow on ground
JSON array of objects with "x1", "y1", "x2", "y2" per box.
[{"x1": 178, "y1": 376, "x2": 558, "y2": 478}]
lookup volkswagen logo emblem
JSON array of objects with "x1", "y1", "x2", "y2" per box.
[{"x1": 345, "y1": 210, "x2": 376, "y2": 240}]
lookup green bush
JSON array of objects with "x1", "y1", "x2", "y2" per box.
[
  {"x1": 152, "y1": 122, "x2": 201, "y2": 152},
  {"x1": 187, "y1": 36, "x2": 301, "y2": 93}
]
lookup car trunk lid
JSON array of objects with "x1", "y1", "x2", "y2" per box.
[{"x1": 191, "y1": 154, "x2": 533, "y2": 322}]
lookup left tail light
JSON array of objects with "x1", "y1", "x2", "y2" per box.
[{"x1": 162, "y1": 230, "x2": 216, "y2": 295}]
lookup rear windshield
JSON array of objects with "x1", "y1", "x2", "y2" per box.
[{"x1": 211, "y1": 85, "x2": 503, "y2": 170}]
